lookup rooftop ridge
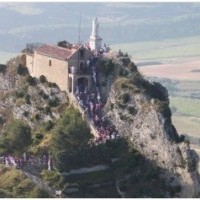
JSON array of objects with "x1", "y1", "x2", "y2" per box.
[{"x1": 35, "y1": 44, "x2": 79, "y2": 61}]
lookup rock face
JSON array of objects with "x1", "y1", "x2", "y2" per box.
[
  {"x1": 103, "y1": 73, "x2": 200, "y2": 197},
  {"x1": 1, "y1": 54, "x2": 200, "y2": 197},
  {"x1": 0, "y1": 56, "x2": 68, "y2": 131}
]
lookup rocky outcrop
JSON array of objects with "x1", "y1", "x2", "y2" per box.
[
  {"x1": 0, "y1": 57, "x2": 68, "y2": 131},
  {"x1": 103, "y1": 72, "x2": 200, "y2": 197},
  {"x1": 1, "y1": 53, "x2": 200, "y2": 197},
  {"x1": 92, "y1": 52, "x2": 200, "y2": 197}
]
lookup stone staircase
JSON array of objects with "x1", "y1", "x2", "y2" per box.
[{"x1": 68, "y1": 93, "x2": 99, "y2": 138}]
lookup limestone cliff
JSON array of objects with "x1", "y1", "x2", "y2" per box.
[
  {"x1": 99, "y1": 52, "x2": 200, "y2": 197},
  {"x1": 0, "y1": 56, "x2": 68, "y2": 132}
]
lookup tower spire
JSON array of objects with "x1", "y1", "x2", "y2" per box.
[{"x1": 89, "y1": 17, "x2": 102, "y2": 52}]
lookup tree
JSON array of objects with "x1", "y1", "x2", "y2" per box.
[
  {"x1": 0, "y1": 64, "x2": 7, "y2": 74},
  {"x1": 39, "y1": 75, "x2": 47, "y2": 83},
  {"x1": 121, "y1": 57, "x2": 131, "y2": 67},
  {"x1": 49, "y1": 107, "x2": 92, "y2": 171},
  {"x1": 128, "y1": 62, "x2": 137, "y2": 72},
  {"x1": 51, "y1": 107, "x2": 92, "y2": 152},
  {"x1": 101, "y1": 59, "x2": 115, "y2": 76},
  {"x1": 17, "y1": 64, "x2": 29, "y2": 76},
  {"x1": 0, "y1": 120, "x2": 32, "y2": 155}
]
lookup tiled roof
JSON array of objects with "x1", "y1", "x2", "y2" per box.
[{"x1": 35, "y1": 44, "x2": 78, "y2": 60}]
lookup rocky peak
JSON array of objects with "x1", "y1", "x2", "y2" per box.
[{"x1": 99, "y1": 53, "x2": 200, "y2": 197}]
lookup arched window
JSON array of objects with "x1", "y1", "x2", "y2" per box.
[
  {"x1": 49, "y1": 60, "x2": 52, "y2": 66},
  {"x1": 80, "y1": 49, "x2": 85, "y2": 58}
]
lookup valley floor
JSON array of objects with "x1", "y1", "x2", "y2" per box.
[{"x1": 139, "y1": 58, "x2": 200, "y2": 81}]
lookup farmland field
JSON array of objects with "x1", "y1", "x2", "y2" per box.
[
  {"x1": 111, "y1": 36, "x2": 200, "y2": 63},
  {"x1": 139, "y1": 59, "x2": 200, "y2": 81},
  {"x1": 170, "y1": 97, "x2": 200, "y2": 118}
]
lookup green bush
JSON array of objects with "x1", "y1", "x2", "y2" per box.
[
  {"x1": 0, "y1": 189, "x2": 7, "y2": 197},
  {"x1": 101, "y1": 81, "x2": 107, "y2": 87},
  {"x1": 41, "y1": 170, "x2": 62, "y2": 189},
  {"x1": 38, "y1": 89, "x2": 44, "y2": 96},
  {"x1": 26, "y1": 75, "x2": 37, "y2": 86},
  {"x1": 33, "y1": 132, "x2": 43, "y2": 145},
  {"x1": 118, "y1": 68, "x2": 128, "y2": 77},
  {"x1": 48, "y1": 82, "x2": 58, "y2": 88},
  {"x1": 128, "y1": 62, "x2": 137, "y2": 72},
  {"x1": 0, "y1": 64, "x2": 7, "y2": 74},
  {"x1": 151, "y1": 82, "x2": 169, "y2": 102},
  {"x1": 121, "y1": 57, "x2": 131, "y2": 67},
  {"x1": 39, "y1": 75, "x2": 47, "y2": 83},
  {"x1": 38, "y1": 90, "x2": 49, "y2": 100},
  {"x1": 35, "y1": 133, "x2": 43, "y2": 140},
  {"x1": 25, "y1": 94, "x2": 31, "y2": 104},
  {"x1": 29, "y1": 187, "x2": 50, "y2": 198},
  {"x1": 17, "y1": 64, "x2": 29, "y2": 76},
  {"x1": 101, "y1": 59, "x2": 115, "y2": 77},
  {"x1": 34, "y1": 114, "x2": 41, "y2": 121},
  {"x1": 15, "y1": 91, "x2": 25, "y2": 98},
  {"x1": 44, "y1": 106, "x2": 51, "y2": 115},
  {"x1": 45, "y1": 120, "x2": 54, "y2": 131},
  {"x1": 23, "y1": 111, "x2": 29, "y2": 117},
  {"x1": 49, "y1": 107, "x2": 92, "y2": 171},
  {"x1": 43, "y1": 93, "x2": 49, "y2": 100},
  {"x1": 121, "y1": 83, "x2": 128, "y2": 89},
  {"x1": 0, "y1": 119, "x2": 32, "y2": 155},
  {"x1": 0, "y1": 116, "x2": 4, "y2": 125},
  {"x1": 173, "y1": 185, "x2": 181, "y2": 193},
  {"x1": 121, "y1": 93, "x2": 130, "y2": 104},
  {"x1": 48, "y1": 97, "x2": 60, "y2": 107},
  {"x1": 117, "y1": 49, "x2": 124, "y2": 57},
  {"x1": 128, "y1": 106, "x2": 137, "y2": 115}
]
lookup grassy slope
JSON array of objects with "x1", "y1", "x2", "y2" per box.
[{"x1": 0, "y1": 165, "x2": 49, "y2": 198}]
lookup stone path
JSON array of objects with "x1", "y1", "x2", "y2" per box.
[
  {"x1": 61, "y1": 164, "x2": 108, "y2": 176},
  {"x1": 24, "y1": 171, "x2": 56, "y2": 197}
]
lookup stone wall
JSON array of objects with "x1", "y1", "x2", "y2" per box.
[
  {"x1": 33, "y1": 52, "x2": 68, "y2": 91},
  {"x1": 68, "y1": 48, "x2": 94, "y2": 68},
  {"x1": 29, "y1": 48, "x2": 93, "y2": 92},
  {"x1": 26, "y1": 54, "x2": 34, "y2": 75}
]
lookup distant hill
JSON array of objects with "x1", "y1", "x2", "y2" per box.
[{"x1": 0, "y1": 2, "x2": 200, "y2": 53}]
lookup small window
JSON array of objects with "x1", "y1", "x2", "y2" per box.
[
  {"x1": 80, "y1": 49, "x2": 85, "y2": 58},
  {"x1": 49, "y1": 60, "x2": 52, "y2": 66}
]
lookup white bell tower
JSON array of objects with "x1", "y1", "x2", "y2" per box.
[{"x1": 89, "y1": 17, "x2": 102, "y2": 52}]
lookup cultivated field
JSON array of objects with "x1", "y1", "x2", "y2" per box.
[
  {"x1": 139, "y1": 59, "x2": 200, "y2": 81},
  {"x1": 111, "y1": 36, "x2": 200, "y2": 63}
]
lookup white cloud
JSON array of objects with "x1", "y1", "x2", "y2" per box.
[{"x1": 1, "y1": 3, "x2": 44, "y2": 15}]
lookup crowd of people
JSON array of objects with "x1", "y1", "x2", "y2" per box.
[
  {"x1": 1, "y1": 153, "x2": 53, "y2": 170},
  {"x1": 1, "y1": 57, "x2": 119, "y2": 170},
  {"x1": 75, "y1": 57, "x2": 120, "y2": 145}
]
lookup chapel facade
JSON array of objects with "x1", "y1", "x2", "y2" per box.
[{"x1": 24, "y1": 17, "x2": 102, "y2": 93}]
